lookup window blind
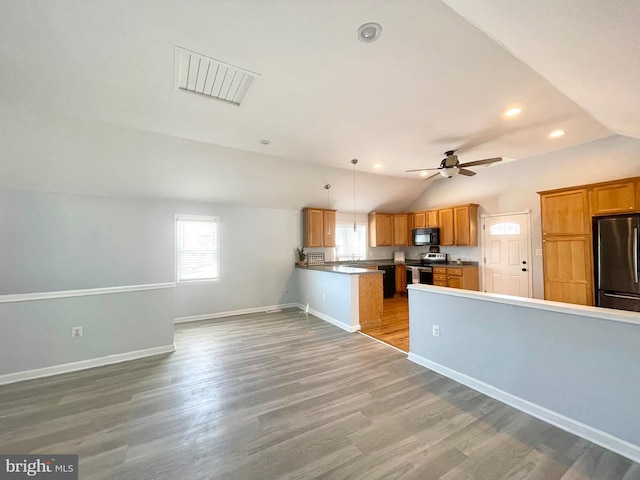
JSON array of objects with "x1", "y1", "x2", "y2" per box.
[
  {"x1": 335, "y1": 224, "x2": 367, "y2": 261},
  {"x1": 176, "y1": 216, "x2": 218, "y2": 282}
]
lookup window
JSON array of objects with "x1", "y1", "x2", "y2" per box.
[
  {"x1": 335, "y1": 224, "x2": 367, "y2": 261},
  {"x1": 489, "y1": 222, "x2": 521, "y2": 236},
  {"x1": 176, "y1": 215, "x2": 219, "y2": 282}
]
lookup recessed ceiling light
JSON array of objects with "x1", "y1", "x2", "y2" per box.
[
  {"x1": 357, "y1": 22, "x2": 382, "y2": 43},
  {"x1": 504, "y1": 107, "x2": 522, "y2": 117},
  {"x1": 548, "y1": 129, "x2": 565, "y2": 138},
  {"x1": 374, "y1": 163, "x2": 382, "y2": 169},
  {"x1": 260, "y1": 139, "x2": 271, "y2": 145}
]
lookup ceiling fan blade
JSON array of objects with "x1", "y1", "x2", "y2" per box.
[
  {"x1": 458, "y1": 168, "x2": 476, "y2": 177},
  {"x1": 458, "y1": 157, "x2": 502, "y2": 168},
  {"x1": 405, "y1": 167, "x2": 440, "y2": 172},
  {"x1": 421, "y1": 172, "x2": 441, "y2": 181}
]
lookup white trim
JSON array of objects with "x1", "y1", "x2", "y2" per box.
[
  {"x1": 0, "y1": 344, "x2": 176, "y2": 386},
  {"x1": 480, "y1": 209, "x2": 530, "y2": 218},
  {"x1": 173, "y1": 303, "x2": 300, "y2": 324},
  {"x1": 407, "y1": 284, "x2": 640, "y2": 325},
  {"x1": 296, "y1": 303, "x2": 360, "y2": 333},
  {"x1": 407, "y1": 353, "x2": 640, "y2": 464},
  {"x1": 481, "y1": 211, "x2": 533, "y2": 298},
  {"x1": 0, "y1": 283, "x2": 175, "y2": 304}
]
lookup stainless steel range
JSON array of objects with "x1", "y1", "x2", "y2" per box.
[{"x1": 407, "y1": 254, "x2": 447, "y2": 285}]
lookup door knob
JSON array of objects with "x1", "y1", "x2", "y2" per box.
[
  {"x1": 522, "y1": 268, "x2": 527, "y2": 272},
  {"x1": 522, "y1": 260, "x2": 527, "y2": 264}
]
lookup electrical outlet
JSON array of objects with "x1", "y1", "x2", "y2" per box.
[
  {"x1": 432, "y1": 325, "x2": 440, "y2": 338},
  {"x1": 536, "y1": 249, "x2": 543, "y2": 256},
  {"x1": 71, "y1": 326, "x2": 83, "y2": 338}
]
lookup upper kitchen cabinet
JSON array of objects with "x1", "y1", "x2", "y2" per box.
[
  {"x1": 438, "y1": 204, "x2": 478, "y2": 246},
  {"x1": 411, "y1": 210, "x2": 438, "y2": 230},
  {"x1": 425, "y1": 210, "x2": 439, "y2": 227},
  {"x1": 369, "y1": 212, "x2": 393, "y2": 247},
  {"x1": 392, "y1": 214, "x2": 409, "y2": 246},
  {"x1": 590, "y1": 181, "x2": 636, "y2": 215},
  {"x1": 540, "y1": 188, "x2": 589, "y2": 235},
  {"x1": 302, "y1": 208, "x2": 336, "y2": 248}
]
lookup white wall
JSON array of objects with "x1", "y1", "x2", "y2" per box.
[
  {"x1": 0, "y1": 188, "x2": 301, "y2": 378},
  {"x1": 408, "y1": 135, "x2": 640, "y2": 298},
  {"x1": 408, "y1": 286, "x2": 640, "y2": 462}
]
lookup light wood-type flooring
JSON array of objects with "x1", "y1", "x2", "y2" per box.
[
  {"x1": 1, "y1": 308, "x2": 639, "y2": 479},
  {"x1": 361, "y1": 296, "x2": 410, "y2": 352}
]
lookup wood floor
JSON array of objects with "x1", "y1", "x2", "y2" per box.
[
  {"x1": 1, "y1": 308, "x2": 639, "y2": 479},
  {"x1": 361, "y1": 296, "x2": 410, "y2": 352}
]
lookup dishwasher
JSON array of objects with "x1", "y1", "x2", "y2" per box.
[{"x1": 378, "y1": 265, "x2": 397, "y2": 298}]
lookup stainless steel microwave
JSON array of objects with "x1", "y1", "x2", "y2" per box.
[{"x1": 412, "y1": 228, "x2": 440, "y2": 246}]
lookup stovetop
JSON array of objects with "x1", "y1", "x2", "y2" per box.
[{"x1": 420, "y1": 253, "x2": 447, "y2": 265}]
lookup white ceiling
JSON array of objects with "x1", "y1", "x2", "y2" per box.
[{"x1": 1, "y1": 0, "x2": 637, "y2": 181}]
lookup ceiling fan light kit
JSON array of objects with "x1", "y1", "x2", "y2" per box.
[{"x1": 406, "y1": 150, "x2": 502, "y2": 180}]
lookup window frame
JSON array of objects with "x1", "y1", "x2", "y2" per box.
[
  {"x1": 334, "y1": 222, "x2": 368, "y2": 261},
  {"x1": 175, "y1": 214, "x2": 220, "y2": 285}
]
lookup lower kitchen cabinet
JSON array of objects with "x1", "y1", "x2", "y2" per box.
[
  {"x1": 433, "y1": 266, "x2": 479, "y2": 291},
  {"x1": 542, "y1": 235, "x2": 593, "y2": 305},
  {"x1": 395, "y1": 264, "x2": 407, "y2": 294}
]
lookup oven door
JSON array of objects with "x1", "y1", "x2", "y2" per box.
[{"x1": 418, "y1": 267, "x2": 433, "y2": 285}]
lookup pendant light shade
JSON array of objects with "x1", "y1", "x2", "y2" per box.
[
  {"x1": 351, "y1": 159, "x2": 358, "y2": 232},
  {"x1": 324, "y1": 184, "x2": 331, "y2": 235}
]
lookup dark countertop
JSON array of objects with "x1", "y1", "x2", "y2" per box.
[
  {"x1": 295, "y1": 264, "x2": 383, "y2": 275},
  {"x1": 323, "y1": 260, "x2": 479, "y2": 268}
]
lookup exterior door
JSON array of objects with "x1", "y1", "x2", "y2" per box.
[{"x1": 482, "y1": 212, "x2": 532, "y2": 297}]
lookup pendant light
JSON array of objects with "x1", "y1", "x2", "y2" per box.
[
  {"x1": 324, "y1": 184, "x2": 331, "y2": 235},
  {"x1": 351, "y1": 159, "x2": 358, "y2": 232}
]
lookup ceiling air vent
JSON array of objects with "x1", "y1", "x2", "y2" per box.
[{"x1": 174, "y1": 46, "x2": 259, "y2": 106}]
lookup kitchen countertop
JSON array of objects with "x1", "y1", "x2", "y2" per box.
[
  {"x1": 324, "y1": 260, "x2": 479, "y2": 268},
  {"x1": 295, "y1": 264, "x2": 383, "y2": 275}
]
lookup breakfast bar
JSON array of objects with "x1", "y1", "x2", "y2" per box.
[
  {"x1": 295, "y1": 264, "x2": 383, "y2": 332},
  {"x1": 407, "y1": 283, "x2": 640, "y2": 463}
]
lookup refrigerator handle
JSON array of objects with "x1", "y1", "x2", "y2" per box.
[{"x1": 635, "y1": 227, "x2": 639, "y2": 284}]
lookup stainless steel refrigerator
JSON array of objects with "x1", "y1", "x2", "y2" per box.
[{"x1": 594, "y1": 215, "x2": 640, "y2": 312}]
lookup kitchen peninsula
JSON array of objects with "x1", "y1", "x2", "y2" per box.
[{"x1": 295, "y1": 264, "x2": 383, "y2": 332}]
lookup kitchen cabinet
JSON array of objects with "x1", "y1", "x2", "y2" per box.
[
  {"x1": 433, "y1": 266, "x2": 479, "y2": 290},
  {"x1": 590, "y1": 181, "x2": 636, "y2": 215},
  {"x1": 369, "y1": 212, "x2": 393, "y2": 247},
  {"x1": 539, "y1": 187, "x2": 592, "y2": 305},
  {"x1": 413, "y1": 211, "x2": 426, "y2": 229},
  {"x1": 541, "y1": 188, "x2": 590, "y2": 235},
  {"x1": 302, "y1": 208, "x2": 336, "y2": 248},
  {"x1": 542, "y1": 235, "x2": 592, "y2": 305},
  {"x1": 392, "y1": 214, "x2": 409, "y2": 246},
  {"x1": 438, "y1": 204, "x2": 478, "y2": 246},
  {"x1": 425, "y1": 210, "x2": 439, "y2": 227},
  {"x1": 322, "y1": 210, "x2": 336, "y2": 247},
  {"x1": 412, "y1": 210, "x2": 438, "y2": 231},
  {"x1": 395, "y1": 264, "x2": 407, "y2": 294}
]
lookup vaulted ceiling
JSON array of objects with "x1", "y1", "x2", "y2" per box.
[{"x1": 1, "y1": 1, "x2": 638, "y2": 207}]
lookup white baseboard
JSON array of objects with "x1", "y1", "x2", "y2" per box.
[
  {"x1": 173, "y1": 303, "x2": 300, "y2": 324},
  {"x1": 295, "y1": 303, "x2": 359, "y2": 333},
  {"x1": 407, "y1": 353, "x2": 640, "y2": 464},
  {"x1": 0, "y1": 344, "x2": 176, "y2": 386}
]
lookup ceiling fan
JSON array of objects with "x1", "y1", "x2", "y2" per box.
[{"x1": 407, "y1": 150, "x2": 502, "y2": 180}]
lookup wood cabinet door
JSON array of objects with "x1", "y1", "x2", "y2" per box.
[
  {"x1": 322, "y1": 210, "x2": 336, "y2": 247},
  {"x1": 453, "y1": 206, "x2": 471, "y2": 245},
  {"x1": 591, "y1": 182, "x2": 636, "y2": 215},
  {"x1": 378, "y1": 214, "x2": 393, "y2": 246},
  {"x1": 542, "y1": 235, "x2": 593, "y2": 305},
  {"x1": 425, "y1": 210, "x2": 439, "y2": 227},
  {"x1": 392, "y1": 214, "x2": 408, "y2": 246},
  {"x1": 304, "y1": 209, "x2": 324, "y2": 247},
  {"x1": 413, "y1": 211, "x2": 426, "y2": 229},
  {"x1": 447, "y1": 275, "x2": 463, "y2": 289},
  {"x1": 540, "y1": 189, "x2": 589, "y2": 235},
  {"x1": 438, "y1": 208, "x2": 454, "y2": 245},
  {"x1": 395, "y1": 264, "x2": 407, "y2": 293}
]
